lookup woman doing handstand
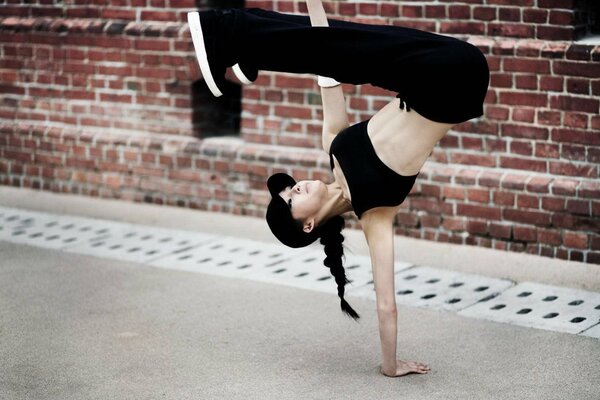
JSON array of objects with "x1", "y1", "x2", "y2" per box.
[{"x1": 188, "y1": 0, "x2": 490, "y2": 378}]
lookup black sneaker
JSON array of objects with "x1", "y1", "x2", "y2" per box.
[{"x1": 188, "y1": 10, "x2": 257, "y2": 97}]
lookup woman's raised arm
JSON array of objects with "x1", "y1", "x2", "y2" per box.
[
  {"x1": 305, "y1": 0, "x2": 350, "y2": 150},
  {"x1": 361, "y1": 211, "x2": 399, "y2": 375}
]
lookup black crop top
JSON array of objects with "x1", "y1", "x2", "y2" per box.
[{"x1": 329, "y1": 119, "x2": 419, "y2": 220}]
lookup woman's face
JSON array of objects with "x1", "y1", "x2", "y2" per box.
[{"x1": 278, "y1": 179, "x2": 326, "y2": 222}]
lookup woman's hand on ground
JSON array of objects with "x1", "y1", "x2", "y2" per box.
[{"x1": 380, "y1": 359, "x2": 430, "y2": 377}]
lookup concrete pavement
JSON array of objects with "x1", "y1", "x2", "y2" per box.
[
  {"x1": 0, "y1": 186, "x2": 599, "y2": 399},
  {"x1": 1, "y1": 240, "x2": 599, "y2": 400}
]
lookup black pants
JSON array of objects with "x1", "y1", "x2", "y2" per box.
[{"x1": 222, "y1": 8, "x2": 490, "y2": 124}]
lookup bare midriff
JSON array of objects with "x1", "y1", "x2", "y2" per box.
[{"x1": 367, "y1": 98, "x2": 457, "y2": 176}]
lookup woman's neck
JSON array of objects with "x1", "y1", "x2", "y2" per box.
[{"x1": 317, "y1": 181, "x2": 353, "y2": 224}]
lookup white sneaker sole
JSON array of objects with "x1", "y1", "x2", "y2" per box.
[
  {"x1": 232, "y1": 63, "x2": 253, "y2": 85},
  {"x1": 187, "y1": 11, "x2": 223, "y2": 97}
]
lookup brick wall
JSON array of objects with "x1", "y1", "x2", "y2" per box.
[{"x1": 0, "y1": 0, "x2": 599, "y2": 264}]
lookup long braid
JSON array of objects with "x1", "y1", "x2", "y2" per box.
[{"x1": 319, "y1": 215, "x2": 360, "y2": 321}]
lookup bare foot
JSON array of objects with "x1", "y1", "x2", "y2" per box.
[{"x1": 380, "y1": 359, "x2": 430, "y2": 377}]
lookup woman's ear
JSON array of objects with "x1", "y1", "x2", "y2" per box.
[{"x1": 303, "y1": 218, "x2": 315, "y2": 233}]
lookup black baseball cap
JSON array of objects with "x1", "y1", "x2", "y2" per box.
[{"x1": 266, "y1": 173, "x2": 322, "y2": 248}]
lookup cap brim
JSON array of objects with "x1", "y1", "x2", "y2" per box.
[{"x1": 267, "y1": 173, "x2": 296, "y2": 198}]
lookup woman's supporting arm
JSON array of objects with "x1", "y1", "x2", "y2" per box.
[
  {"x1": 361, "y1": 210, "x2": 399, "y2": 375},
  {"x1": 306, "y1": 0, "x2": 350, "y2": 149}
]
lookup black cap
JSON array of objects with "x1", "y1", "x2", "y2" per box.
[{"x1": 266, "y1": 173, "x2": 322, "y2": 248}]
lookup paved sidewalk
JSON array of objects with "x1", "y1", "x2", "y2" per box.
[
  {"x1": 1, "y1": 240, "x2": 599, "y2": 400},
  {"x1": 1, "y1": 187, "x2": 599, "y2": 399}
]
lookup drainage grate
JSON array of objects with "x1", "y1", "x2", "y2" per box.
[
  {"x1": 347, "y1": 265, "x2": 515, "y2": 312},
  {"x1": 0, "y1": 208, "x2": 116, "y2": 249},
  {"x1": 1, "y1": 206, "x2": 599, "y2": 339},
  {"x1": 458, "y1": 282, "x2": 600, "y2": 335},
  {"x1": 148, "y1": 236, "x2": 313, "y2": 279},
  {"x1": 64, "y1": 226, "x2": 216, "y2": 264},
  {"x1": 239, "y1": 248, "x2": 406, "y2": 294}
]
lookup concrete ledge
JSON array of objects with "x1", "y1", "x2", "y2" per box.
[{"x1": 1, "y1": 185, "x2": 598, "y2": 292}]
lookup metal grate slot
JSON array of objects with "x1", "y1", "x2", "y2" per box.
[
  {"x1": 348, "y1": 265, "x2": 514, "y2": 313},
  {"x1": 459, "y1": 282, "x2": 600, "y2": 335}
]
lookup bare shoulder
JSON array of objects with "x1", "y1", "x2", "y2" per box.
[{"x1": 359, "y1": 206, "x2": 399, "y2": 238}]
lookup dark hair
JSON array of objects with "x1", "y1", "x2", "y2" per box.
[
  {"x1": 313, "y1": 215, "x2": 361, "y2": 321},
  {"x1": 265, "y1": 172, "x2": 359, "y2": 321}
]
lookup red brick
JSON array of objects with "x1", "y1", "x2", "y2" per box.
[
  {"x1": 525, "y1": 177, "x2": 552, "y2": 193},
  {"x1": 396, "y1": 211, "x2": 418, "y2": 227},
  {"x1": 101, "y1": 8, "x2": 136, "y2": 20},
  {"x1": 499, "y1": 156, "x2": 547, "y2": 173},
  {"x1": 502, "y1": 58, "x2": 550, "y2": 74},
  {"x1": 503, "y1": 209, "x2": 551, "y2": 226},
  {"x1": 515, "y1": 76, "x2": 538, "y2": 91},
  {"x1": 442, "y1": 217, "x2": 466, "y2": 231},
  {"x1": 402, "y1": 5, "x2": 423, "y2": 18},
  {"x1": 486, "y1": 106, "x2": 509, "y2": 120},
  {"x1": 443, "y1": 187, "x2": 466, "y2": 200},
  {"x1": 534, "y1": 142, "x2": 559, "y2": 158},
  {"x1": 591, "y1": 236, "x2": 600, "y2": 250},
  {"x1": 359, "y1": 3, "x2": 378, "y2": 15},
  {"x1": 499, "y1": 92, "x2": 548, "y2": 108},
  {"x1": 425, "y1": 5, "x2": 446, "y2": 18},
  {"x1": 338, "y1": 3, "x2": 357, "y2": 16},
  {"x1": 488, "y1": 23, "x2": 534, "y2": 38},
  {"x1": 566, "y1": 199, "x2": 590, "y2": 215},
  {"x1": 479, "y1": 172, "x2": 503, "y2": 187},
  {"x1": 489, "y1": 222, "x2": 512, "y2": 239},
  {"x1": 549, "y1": 9, "x2": 574, "y2": 25},
  {"x1": 501, "y1": 174, "x2": 528, "y2": 190},
  {"x1": 509, "y1": 140, "x2": 532, "y2": 155},
  {"x1": 549, "y1": 162, "x2": 597, "y2": 178},
  {"x1": 455, "y1": 169, "x2": 480, "y2": 185},
  {"x1": 537, "y1": 26, "x2": 573, "y2": 41},
  {"x1": 517, "y1": 194, "x2": 539, "y2": 209},
  {"x1": 551, "y1": 95, "x2": 599, "y2": 114},
  {"x1": 140, "y1": 11, "x2": 178, "y2": 21},
  {"x1": 551, "y1": 128, "x2": 599, "y2": 146},
  {"x1": 579, "y1": 181, "x2": 600, "y2": 199},
  {"x1": 523, "y1": 9, "x2": 548, "y2": 23},
  {"x1": 448, "y1": 5, "x2": 470, "y2": 19},
  {"x1": 587, "y1": 252, "x2": 600, "y2": 265},
  {"x1": 490, "y1": 73, "x2": 513, "y2": 88},
  {"x1": 514, "y1": 226, "x2": 537, "y2": 242},
  {"x1": 440, "y1": 22, "x2": 485, "y2": 35},
  {"x1": 562, "y1": 231, "x2": 588, "y2": 249},
  {"x1": 467, "y1": 188, "x2": 490, "y2": 203},
  {"x1": 553, "y1": 61, "x2": 600, "y2": 78},
  {"x1": 539, "y1": 76, "x2": 563, "y2": 92},
  {"x1": 451, "y1": 153, "x2": 496, "y2": 168},
  {"x1": 551, "y1": 179, "x2": 579, "y2": 196},
  {"x1": 474, "y1": 6, "x2": 497, "y2": 21},
  {"x1": 380, "y1": 3, "x2": 399, "y2": 17},
  {"x1": 467, "y1": 220, "x2": 488, "y2": 235},
  {"x1": 561, "y1": 144, "x2": 586, "y2": 161},
  {"x1": 493, "y1": 191, "x2": 518, "y2": 209},
  {"x1": 410, "y1": 197, "x2": 443, "y2": 214},
  {"x1": 537, "y1": 229, "x2": 562, "y2": 246},
  {"x1": 456, "y1": 204, "x2": 502, "y2": 220},
  {"x1": 563, "y1": 112, "x2": 588, "y2": 129},
  {"x1": 501, "y1": 123, "x2": 550, "y2": 140}
]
